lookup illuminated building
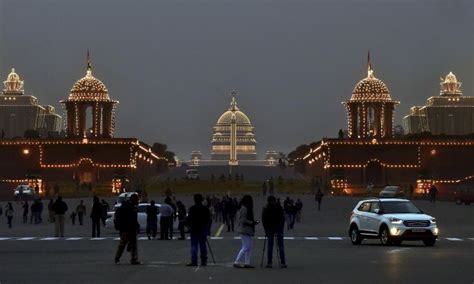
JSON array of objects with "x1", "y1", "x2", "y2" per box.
[
  {"x1": 303, "y1": 56, "x2": 474, "y2": 194},
  {"x1": 404, "y1": 72, "x2": 474, "y2": 135},
  {"x1": 0, "y1": 68, "x2": 61, "y2": 138},
  {"x1": 0, "y1": 56, "x2": 163, "y2": 193},
  {"x1": 211, "y1": 91, "x2": 257, "y2": 161}
]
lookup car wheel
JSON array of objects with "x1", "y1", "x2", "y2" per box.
[
  {"x1": 349, "y1": 225, "x2": 362, "y2": 245},
  {"x1": 423, "y1": 238, "x2": 436, "y2": 247},
  {"x1": 379, "y1": 226, "x2": 392, "y2": 246}
]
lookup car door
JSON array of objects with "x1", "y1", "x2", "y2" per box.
[
  {"x1": 367, "y1": 201, "x2": 381, "y2": 233},
  {"x1": 357, "y1": 202, "x2": 372, "y2": 232}
]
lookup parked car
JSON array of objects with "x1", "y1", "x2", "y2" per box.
[
  {"x1": 379, "y1": 186, "x2": 404, "y2": 198},
  {"x1": 13, "y1": 185, "x2": 34, "y2": 198},
  {"x1": 186, "y1": 169, "x2": 199, "y2": 180},
  {"x1": 105, "y1": 202, "x2": 180, "y2": 232},
  {"x1": 454, "y1": 186, "x2": 474, "y2": 205},
  {"x1": 348, "y1": 198, "x2": 438, "y2": 246}
]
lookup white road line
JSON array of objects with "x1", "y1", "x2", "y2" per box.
[
  {"x1": 91, "y1": 237, "x2": 106, "y2": 241},
  {"x1": 138, "y1": 237, "x2": 148, "y2": 240},
  {"x1": 40, "y1": 237, "x2": 59, "y2": 240},
  {"x1": 210, "y1": 237, "x2": 223, "y2": 240},
  {"x1": 66, "y1": 237, "x2": 82, "y2": 241},
  {"x1": 234, "y1": 236, "x2": 241, "y2": 240},
  {"x1": 305, "y1": 237, "x2": 319, "y2": 240},
  {"x1": 17, "y1": 237, "x2": 36, "y2": 240},
  {"x1": 257, "y1": 237, "x2": 266, "y2": 240},
  {"x1": 113, "y1": 238, "x2": 120, "y2": 241},
  {"x1": 445, "y1": 238, "x2": 463, "y2": 241},
  {"x1": 0, "y1": 237, "x2": 11, "y2": 240},
  {"x1": 284, "y1": 237, "x2": 295, "y2": 240},
  {"x1": 469, "y1": 238, "x2": 474, "y2": 241},
  {"x1": 328, "y1": 237, "x2": 343, "y2": 240}
]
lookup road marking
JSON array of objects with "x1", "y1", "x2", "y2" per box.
[
  {"x1": 468, "y1": 238, "x2": 474, "y2": 241},
  {"x1": 234, "y1": 236, "x2": 241, "y2": 240},
  {"x1": 305, "y1": 237, "x2": 319, "y2": 240},
  {"x1": 91, "y1": 238, "x2": 106, "y2": 241},
  {"x1": 113, "y1": 237, "x2": 120, "y2": 241},
  {"x1": 40, "y1": 237, "x2": 59, "y2": 240},
  {"x1": 284, "y1": 237, "x2": 295, "y2": 240},
  {"x1": 210, "y1": 237, "x2": 223, "y2": 240},
  {"x1": 138, "y1": 237, "x2": 148, "y2": 240},
  {"x1": 257, "y1": 237, "x2": 266, "y2": 240},
  {"x1": 446, "y1": 238, "x2": 463, "y2": 241},
  {"x1": 194, "y1": 266, "x2": 200, "y2": 272},
  {"x1": 18, "y1": 237, "x2": 36, "y2": 240},
  {"x1": 215, "y1": 224, "x2": 225, "y2": 237},
  {"x1": 66, "y1": 237, "x2": 82, "y2": 241},
  {"x1": 0, "y1": 237, "x2": 11, "y2": 240},
  {"x1": 328, "y1": 237, "x2": 343, "y2": 240}
]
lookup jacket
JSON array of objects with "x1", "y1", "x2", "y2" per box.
[
  {"x1": 262, "y1": 203, "x2": 285, "y2": 233},
  {"x1": 90, "y1": 202, "x2": 102, "y2": 220},
  {"x1": 52, "y1": 200, "x2": 68, "y2": 215},
  {"x1": 186, "y1": 204, "x2": 210, "y2": 233},
  {"x1": 237, "y1": 206, "x2": 255, "y2": 236},
  {"x1": 146, "y1": 205, "x2": 158, "y2": 222},
  {"x1": 114, "y1": 202, "x2": 139, "y2": 233}
]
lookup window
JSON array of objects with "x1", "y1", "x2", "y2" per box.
[
  {"x1": 369, "y1": 202, "x2": 380, "y2": 213},
  {"x1": 358, "y1": 202, "x2": 371, "y2": 212},
  {"x1": 380, "y1": 201, "x2": 421, "y2": 214}
]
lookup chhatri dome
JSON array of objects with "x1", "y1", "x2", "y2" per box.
[
  {"x1": 343, "y1": 53, "x2": 398, "y2": 139},
  {"x1": 3, "y1": 68, "x2": 24, "y2": 94},
  {"x1": 211, "y1": 91, "x2": 257, "y2": 161},
  {"x1": 68, "y1": 57, "x2": 110, "y2": 101},
  {"x1": 440, "y1": 71, "x2": 462, "y2": 96}
]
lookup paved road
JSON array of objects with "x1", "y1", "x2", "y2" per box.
[{"x1": 0, "y1": 195, "x2": 473, "y2": 283}]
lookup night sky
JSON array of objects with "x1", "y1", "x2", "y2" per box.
[{"x1": 1, "y1": 0, "x2": 473, "y2": 159}]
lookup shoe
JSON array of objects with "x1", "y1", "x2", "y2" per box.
[
  {"x1": 233, "y1": 263, "x2": 243, "y2": 268},
  {"x1": 131, "y1": 261, "x2": 142, "y2": 265},
  {"x1": 280, "y1": 264, "x2": 287, "y2": 268},
  {"x1": 244, "y1": 265, "x2": 255, "y2": 269},
  {"x1": 265, "y1": 264, "x2": 272, "y2": 268},
  {"x1": 186, "y1": 263, "x2": 198, "y2": 267},
  {"x1": 114, "y1": 258, "x2": 120, "y2": 264}
]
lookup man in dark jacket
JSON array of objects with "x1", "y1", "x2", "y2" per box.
[
  {"x1": 114, "y1": 194, "x2": 141, "y2": 265},
  {"x1": 146, "y1": 200, "x2": 158, "y2": 240},
  {"x1": 90, "y1": 196, "x2": 102, "y2": 238},
  {"x1": 262, "y1": 196, "x2": 287, "y2": 268},
  {"x1": 177, "y1": 201, "x2": 187, "y2": 240},
  {"x1": 186, "y1": 194, "x2": 211, "y2": 267},
  {"x1": 52, "y1": 196, "x2": 68, "y2": 237}
]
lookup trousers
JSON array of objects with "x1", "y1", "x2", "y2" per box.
[
  {"x1": 55, "y1": 214, "x2": 65, "y2": 237},
  {"x1": 235, "y1": 234, "x2": 253, "y2": 265},
  {"x1": 266, "y1": 230, "x2": 286, "y2": 265},
  {"x1": 115, "y1": 232, "x2": 138, "y2": 262}
]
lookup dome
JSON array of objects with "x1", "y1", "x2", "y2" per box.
[
  {"x1": 440, "y1": 71, "x2": 462, "y2": 96},
  {"x1": 217, "y1": 110, "x2": 252, "y2": 125},
  {"x1": 350, "y1": 68, "x2": 391, "y2": 102},
  {"x1": 68, "y1": 68, "x2": 110, "y2": 101},
  {"x1": 3, "y1": 68, "x2": 24, "y2": 93}
]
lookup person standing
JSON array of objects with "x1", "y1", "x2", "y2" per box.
[
  {"x1": 30, "y1": 200, "x2": 37, "y2": 224},
  {"x1": 146, "y1": 200, "x2": 158, "y2": 240},
  {"x1": 295, "y1": 199, "x2": 303, "y2": 223},
  {"x1": 159, "y1": 197, "x2": 174, "y2": 240},
  {"x1": 70, "y1": 211, "x2": 77, "y2": 225},
  {"x1": 90, "y1": 196, "x2": 102, "y2": 238},
  {"x1": 114, "y1": 194, "x2": 141, "y2": 265},
  {"x1": 52, "y1": 196, "x2": 68, "y2": 237},
  {"x1": 101, "y1": 200, "x2": 110, "y2": 226},
  {"x1": 37, "y1": 198, "x2": 43, "y2": 223},
  {"x1": 367, "y1": 182, "x2": 374, "y2": 197},
  {"x1": 186, "y1": 194, "x2": 211, "y2": 267},
  {"x1": 262, "y1": 180, "x2": 267, "y2": 196},
  {"x1": 262, "y1": 196, "x2": 287, "y2": 268},
  {"x1": 429, "y1": 184, "x2": 438, "y2": 203},
  {"x1": 48, "y1": 199, "x2": 55, "y2": 223},
  {"x1": 22, "y1": 200, "x2": 29, "y2": 224},
  {"x1": 5, "y1": 203, "x2": 14, "y2": 228},
  {"x1": 177, "y1": 201, "x2": 187, "y2": 240},
  {"x1": 315, "y1": 189, "x2": 324, "y2": 211},
  {"x1": 76, "y1": 200, "x2": 86, "y2": 226},
  {"x1": 234, "y1": 195, "x2": 258, "y2": 269}
]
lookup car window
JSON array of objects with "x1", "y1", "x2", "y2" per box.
[
  {"x1": 380, "y1": 201, "x2": 421, "y2": 214},
  {"x1": 369, "y1": 202, "x2": 380, "y2": 213},
  {"x1": 358, "y1": 202, "x2": 371, "y2": 212}
]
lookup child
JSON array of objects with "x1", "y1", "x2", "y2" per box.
[{"x1": 70, "y1": 211, "x2": 77, "y2": 225}]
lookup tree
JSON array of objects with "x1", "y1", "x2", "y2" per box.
[{"x1": 152, "y1": 143, "x2": 167, "y2": 155}]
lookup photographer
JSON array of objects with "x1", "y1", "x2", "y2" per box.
[
  {"x1": 262, "y1": 196, "x2": 287, "y2": 268},
  {"x1": 233, "y1": 195, "x2": 258, "y2": 269}
]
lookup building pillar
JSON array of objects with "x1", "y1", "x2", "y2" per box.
[
  {"x1": 77, "y1": 103, "x2": 86, "y2": 138},
  {"x1": 102, "y1": 104, "x2": 112, "y2": 137}
]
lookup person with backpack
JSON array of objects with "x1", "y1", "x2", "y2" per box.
[
  {"x1": 90, "y1": 196, "x2": 102, "y2": 238},
  {"x1": 262, "y1": 196, "x2": 287, "y2": 268},
  {"x1": 233, "y1": 195, "x2": 259, "y2": 268},
  {"x1": 114, "y1": 194, "x2": 141, "y2": 265}
]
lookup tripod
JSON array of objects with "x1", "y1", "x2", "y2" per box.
[
  {"x1": 260, "y1": 234, "x2": 281, "y2": 267},
  {"x1": 206, "y1": 238, "x2": 216, "y2": 264}
]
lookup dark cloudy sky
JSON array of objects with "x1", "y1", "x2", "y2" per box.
[{"x1": 1, "y1": 0, "x2": 473, "y2": 159}]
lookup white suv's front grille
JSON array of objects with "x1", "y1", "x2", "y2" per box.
[{"x1": 403, "y1": 220, "x2": 430, "y2": 227}]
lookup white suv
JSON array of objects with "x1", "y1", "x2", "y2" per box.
[{"x1": 349, "y1": 199, "x2": 438, "y2": 246}]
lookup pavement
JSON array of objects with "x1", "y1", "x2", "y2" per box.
[{"x1": 0, "y1": 194, "x2": 473, "y2": 284}]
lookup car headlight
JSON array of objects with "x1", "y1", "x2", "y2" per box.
[
  {"x1": 430, "y1": 218, "x2": 437, "y2": 224},
  {"x1": 389, "y1": 218, "x2": 403, "y2": 224}
]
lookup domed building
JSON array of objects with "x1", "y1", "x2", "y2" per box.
[
  {"x1": 211, "y1": 91, "x2": 257, "y2": 162},
  {"x1": 61, "y1": 61, "x2": 118, "y2": 138},
  {"x1": 343, "y1": 62, "x2": 399, "y2": 139}
]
